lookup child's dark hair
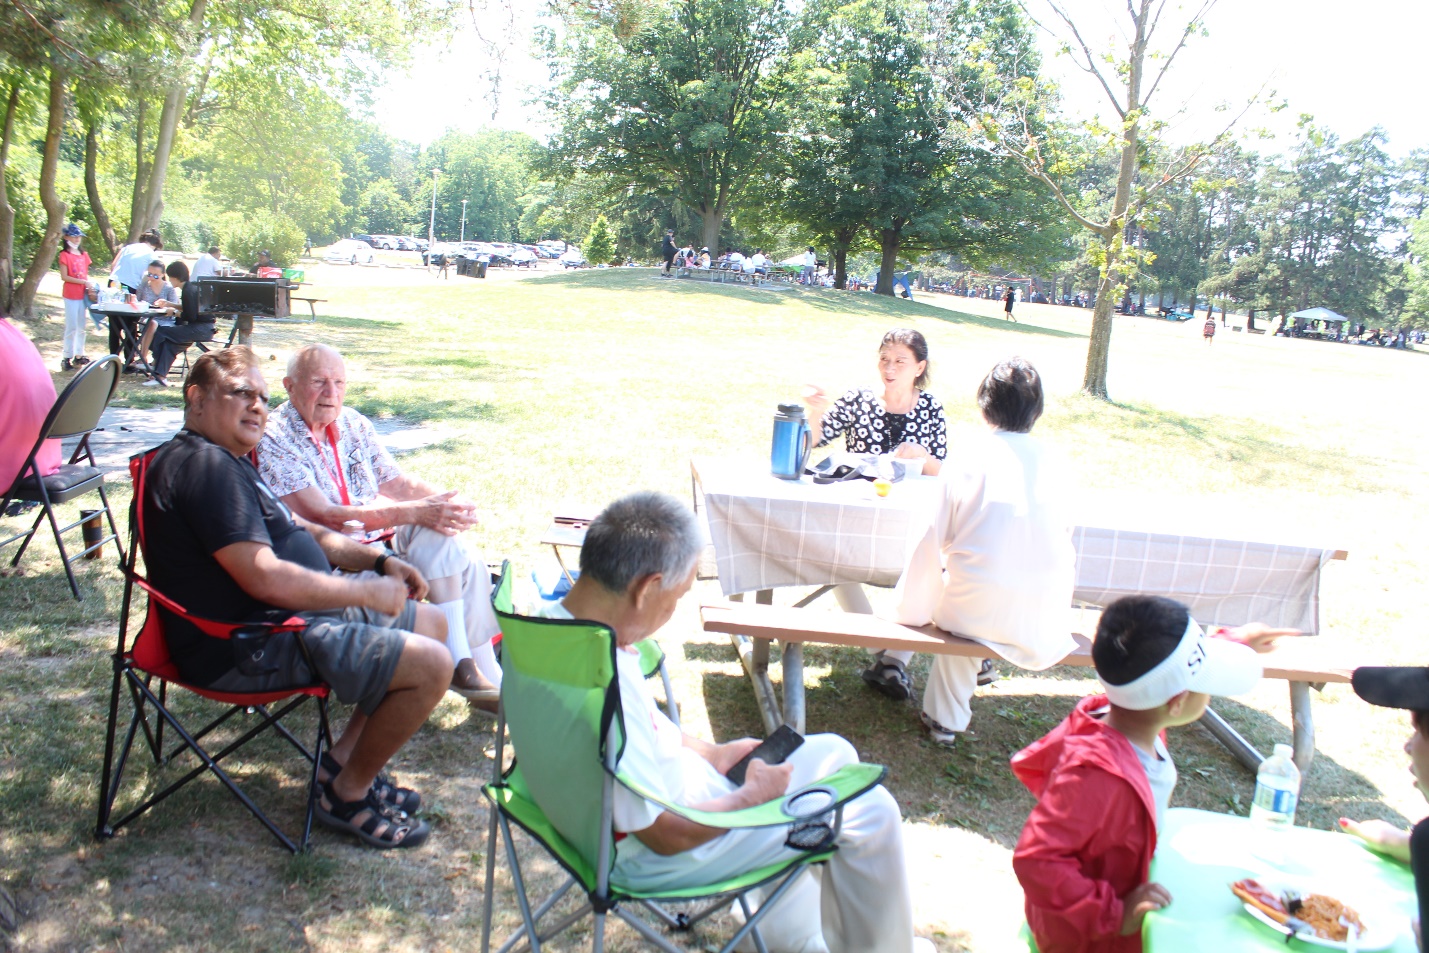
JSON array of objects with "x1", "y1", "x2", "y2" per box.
[
  {"x1": 1091, "y1": 595, "x2": 1191, "y2": 686},
  {"x1": 977, "y1": 357, "x2": 1044, "y2": 432}
]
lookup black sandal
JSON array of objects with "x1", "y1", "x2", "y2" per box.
[
  {"x1": 314, "y1": 779, "x2": 431, "y2": 850},
  {"x1": 861, "y1": 659, "x2": 913, "y2": 700},
  {"x1": 318, "y1": 752, "x2": 422, "y2": 815}
]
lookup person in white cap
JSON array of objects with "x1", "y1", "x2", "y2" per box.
[{"x1": 1009, "y1": 595, "x2": 1296, "y2": 953}]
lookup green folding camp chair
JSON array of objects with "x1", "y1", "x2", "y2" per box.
[{"x1": 480, "y1": 564, "x2": 888, "y2": 953}]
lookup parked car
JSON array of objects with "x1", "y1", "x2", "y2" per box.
[
  {"x1": 366, "y1": 235, "x2": 397, "y2": 250},
  {"x1": 397, "y1": 237, "x2": 421, "y2": 251},
  {"x1": 509, "y1": 248, "x2": 539, "y2": 268},
  {"x1": 559, "y1": 248, "x2": 587, "y2": 269},
  {"x1": 326, "y1": 239, "x2": 376, "y2": 265},
  {"x1": 350, "y1": 234, "x2": 378, "y2": 247}
]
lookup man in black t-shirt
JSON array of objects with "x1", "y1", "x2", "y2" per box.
[
  {"x1": 143, "y1": 347, "x2": 452, "y2": 850},
  {"x1": 661, "y1": 229, "x2": 677, "y2": 277}
]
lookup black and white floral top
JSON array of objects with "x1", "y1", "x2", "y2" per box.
[{"x1": 817, "y1": 388, "x2": 948, "y2": 458}]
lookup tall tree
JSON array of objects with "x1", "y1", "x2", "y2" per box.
[
  {"x1": 948, "y1": 0, "x2": 1254, "y2": 399},
  {"x1": 544, "y1": 0, "x2": 804, "y2": 253},
  {"x1": 15, "y1": 57, "x2": 68, "y2": 317}
]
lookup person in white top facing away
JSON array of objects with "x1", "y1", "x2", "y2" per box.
[
  {"x1": 540, "y1": 492, "x2": 933, "y2": 953},
  {"x1": 877, "y1": 357, "x2": 1077, "y2": 745}
]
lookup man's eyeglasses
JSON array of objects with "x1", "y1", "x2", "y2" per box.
[{"x1": 225, "y1": 386, "x2": 271, "y2": 407}]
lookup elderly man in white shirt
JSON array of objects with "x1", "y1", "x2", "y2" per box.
[
  {"x1": 876, "y1": 357, "x2": 1076, "y2": 746},
  {"x1": 191, "y1": 246, "x2": 223, "y2": 279},
  {"x1": 538, "y1": 492, "x2": 933, "y2": 953},
  {"x1": 257, "y1": 344, "x2": 502, "y2": 707}
]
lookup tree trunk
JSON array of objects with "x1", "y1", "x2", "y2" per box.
[
  {"x1": 85, "y1": 124, "x2": 119, "y2": 257},
  {"x1": 1247, "y1": 308, "x2": 1256, "y2": 331},
  {"x1": 128, "y1": 96, "x2": 148, "y2": 240},
  {"x1": 1080, "y1": 3, "x2": 1148, "y2": 399},
  {"x1": 132, "y1": 0, "x2": 209, "y2": 238},
  {"x1": 15, "y1": 63, "x2": 68, "y2": 318},
  {"x1": 0, "y1": 83, "x2": 20, "y2": 314},
  {"x1": 833, "y1": 244, "x2": 848, "y2": 290},
  {"x1": 1082, "y1": 267, "x2": 1118, "y2": 399},
  {"x1": 699, "y1": 209, "x2": 721, "y2": 257},
  {"x1": 136, "y1": 85, "x2": 183, "y2": 233},
  {"x1": 875, "y1": 229, "x2": 899, "y2": 296}
]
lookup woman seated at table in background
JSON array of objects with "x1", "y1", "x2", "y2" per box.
[
  {"x1": 804, "y1": 328, "x2": 952, "y2": 674},
  {"x1": 1343, "y1": 666, "x2": 1429, "y2": 948},
  {"x1": 142, "y1": 261, "x2": 215, "y2": 388},
  {"x1": 129, "y1": 259, "x2": 180, "y2": 374},
  {"x1": 803, "y1": 327, "x2": 948, "y2": 477},
  {"x1": 876, "y1": 357, "x2": 1076, "y2": 740}
]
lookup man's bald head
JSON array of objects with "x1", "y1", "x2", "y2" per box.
[{"x1": 283, "y1": 344, "x2": 347, "y2": 433}]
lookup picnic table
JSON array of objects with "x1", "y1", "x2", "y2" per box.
[
  {"x1": 1143, "y1": 808, "x2": 1416, "y2": 952},
  {"x1": 92, "y1": 301, "x2": 165, "y2": 365},
  {"x1": 691, "y1": 457, "x2": 1350, "y2": 769}
]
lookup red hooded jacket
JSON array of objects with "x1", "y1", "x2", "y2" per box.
[{"x1": 1011, "y1": 695, "x2": 1160, "y2": 953}]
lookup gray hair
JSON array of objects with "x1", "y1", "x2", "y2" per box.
[
  {"x1": 286, "y1": 343, "x2": 343, "y2": 381},
  {"x1": 579, "y1": 492, "x2": 704, "y2": 594}
]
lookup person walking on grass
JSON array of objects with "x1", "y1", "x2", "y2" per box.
[
  {"x1": 661, "y1": 229, "x2": 677, "y2": 277},
  {"x1": 1203, "y1": 313, "x2": 1216, "y2": 345},
  {"x1": 1004, "y1": 286, "x2": 1017, "y2": 322}
]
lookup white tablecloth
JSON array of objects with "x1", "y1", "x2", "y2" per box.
[{"x1": 693, "y1": 458, "x2": 1339, "y2": 632}]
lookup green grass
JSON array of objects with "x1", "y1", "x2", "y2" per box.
[{"x1": 2, "y1": 264, "x2": 1426, "y2": 951}]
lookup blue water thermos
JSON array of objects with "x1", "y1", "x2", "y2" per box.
[{"x1": 771, "y1": 403, "x2": 812, "y2": 480}]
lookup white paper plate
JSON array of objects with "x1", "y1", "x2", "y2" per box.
[{"x1": 1239, "y1": 880, "x2": 1399, "y2": 952}]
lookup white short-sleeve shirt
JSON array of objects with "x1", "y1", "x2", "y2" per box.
[{"x1": 257, "y1": 401, "x2": 401, "y2": 506}]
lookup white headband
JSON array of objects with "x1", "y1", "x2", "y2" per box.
[{"x1": 1101, "y1": 616, "x2": 1262, "y2": 711}]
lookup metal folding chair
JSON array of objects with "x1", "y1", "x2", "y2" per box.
[{"x1": 0, "y1": 354, "x2": 124, "y2": 599}]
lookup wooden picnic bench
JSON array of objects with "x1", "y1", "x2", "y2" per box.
[
  {"x1": 290, "y1": 295, "x2": 327, "y2": 319},
  {"x1": 700, "y1": 601, "x2": 1353, "y2": 774},
  {"x1": 676, "y1": 264, "x2": 787, "y2": 288}
]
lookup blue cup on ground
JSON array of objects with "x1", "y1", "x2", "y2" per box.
[{"x1": 771, "y1": 403, "x2": 812, "y2": 480}]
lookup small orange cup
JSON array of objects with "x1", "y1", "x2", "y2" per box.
[{"x1": 873, "y1": 478, "x2": 892, "y2": 498}]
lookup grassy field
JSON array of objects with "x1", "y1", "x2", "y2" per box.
[{"x1": 2, "y1": 262, "x2": 1426, "y2": 952}]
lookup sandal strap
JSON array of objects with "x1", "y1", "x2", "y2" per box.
[{"x1": 320, "y1": 781, "x2": 419, "y2": 845}]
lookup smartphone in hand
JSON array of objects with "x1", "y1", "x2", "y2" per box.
[{"x1": 726, "y1": 725, "x2": 805, "y2": 786}]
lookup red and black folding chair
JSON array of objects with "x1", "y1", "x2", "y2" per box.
[{"x1": 97, "y1": 447, "x2": 332, "y2": 853}]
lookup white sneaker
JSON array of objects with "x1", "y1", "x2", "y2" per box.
[{"x1": 141, "y1": 377, "x2": 168, "y2": 387}]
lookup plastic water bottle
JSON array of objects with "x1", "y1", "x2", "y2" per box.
[{"x1": 1249, "y1": 743, "x2": 1301, "y2": 830}]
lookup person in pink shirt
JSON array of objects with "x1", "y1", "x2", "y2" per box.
[
  {"x1": 57, "y1": 223, "x2": 94, "y2": 371},
  {"x1": 0, "y1": 314, "x2": 62, "y2": 494}
]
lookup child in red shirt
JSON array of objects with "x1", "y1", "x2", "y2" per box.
[
  {"x1": 1011, "y1": 595, "x2": 1296, "y2": 953},
  {"x1": 57, "y1": 223, "x2": 93, "y2": 371}
]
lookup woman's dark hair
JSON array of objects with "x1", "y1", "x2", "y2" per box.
[
  {"x1": 880, "y1": 328, "x2": 930, "y2": 389},
  {"x1": 184, "y1": 346, "x2": 259, "y2": 411},
  {"x1": 165, "y1": 260, "x2": 189, "y2": 282},
  {"x1": 1092, "y1": 595, "x2": 1191, "y2": 686},
  {"x1": 977, "y1": 357, "x2": 1044, "y2": 432},
  {"x1": 140, "y1": 228, "x2": 163, "y2": 249}
]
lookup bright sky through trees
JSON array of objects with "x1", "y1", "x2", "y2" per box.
[{"x1": 373, "y1": 0, "x2": 1429, "y2": 155}]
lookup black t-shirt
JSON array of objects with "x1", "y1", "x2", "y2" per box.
[
  {"x1": 1412, "y1": 818, "x2": 1429, "y2": 927},
  {"x1": 662, "y1": 235, "x2": 677, "y2": 257},
  {"x1": 144, "y1": 429, "x2": 331, "y2": 685}
]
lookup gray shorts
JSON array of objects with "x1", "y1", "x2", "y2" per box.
[{"x1": 207, "y1": 601, "x2": 417, "y2": 715}]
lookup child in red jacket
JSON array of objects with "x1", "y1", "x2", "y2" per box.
[{"x1": 1010, "y1": 595, "x2": 1296, "y2": 953}]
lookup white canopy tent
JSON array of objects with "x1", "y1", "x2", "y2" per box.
[{"x1": 1289, "y1": 306, "x2": 1350, "y2": 326}]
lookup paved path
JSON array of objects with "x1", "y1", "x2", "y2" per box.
[{"x1": 67, "y1": 407, "x2": 451, "y2": 474}]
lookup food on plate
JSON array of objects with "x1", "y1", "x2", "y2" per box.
[
  {"x1": 1231, "y1": 878, "x2": 1289, "y2": 923},
  {"x1": 1228, "y1": 879, "x2": 1366, "y2": 942}
]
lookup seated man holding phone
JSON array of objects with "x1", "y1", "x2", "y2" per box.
[{"x1": 540, "y1": 492, "x2": 930, "y2": 953}]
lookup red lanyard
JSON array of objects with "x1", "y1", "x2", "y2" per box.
[{"x1": 312, "y1": 426, "x2": 351, "y2": 505}]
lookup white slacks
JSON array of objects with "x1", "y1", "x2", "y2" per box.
[
  {"x1": 63, "y1": 298, "x2": 88, "y2": 359},
  {"x1": 612, "y1": 734, "x2": 916, "y2": 953},
  {"x1": 390, "y1": 526, "x2": 500, "y2": 670}
]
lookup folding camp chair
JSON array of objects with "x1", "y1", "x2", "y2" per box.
[
  {"x1": 96, "y1": 447, "x2": 332, "y2": 853},
  {"x1": 480, "y1": 564, "x2": 887, "y2": 953},
  {"x1": 0, "y1": 354, "x2": 124, "y2": 599}
]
